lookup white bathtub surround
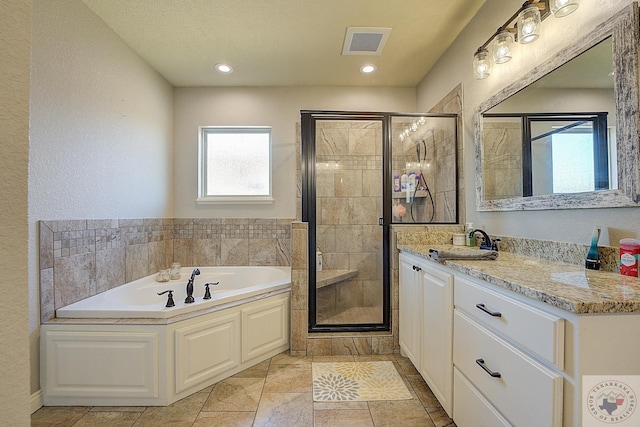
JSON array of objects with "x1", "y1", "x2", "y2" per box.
[
  {"x1": 57, "y1": 266, "x2": 291, "y2": 319},
  {"x1": 41, "y1": 272, "x2": 291, "y2": 406}
]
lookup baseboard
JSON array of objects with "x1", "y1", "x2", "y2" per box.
[{"x1": 31, "y1": 390, "x2": 43, "y2": 414}]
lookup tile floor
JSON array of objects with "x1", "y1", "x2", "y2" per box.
[{"x1": 31, "y1": 352, "x2": 456, "y2": 427}]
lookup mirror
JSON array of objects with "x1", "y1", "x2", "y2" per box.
[{"x1": 475, "y1": 3, "x2": 640, "y2": 211}]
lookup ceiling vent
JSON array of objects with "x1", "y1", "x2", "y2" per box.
[{"x1": 342, "y1": 27, "x2": 392, "y2": 56}]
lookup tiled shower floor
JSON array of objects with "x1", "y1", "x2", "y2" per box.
[{"x1": 31, "y1": 352, "x2": 455, "y2": 427}]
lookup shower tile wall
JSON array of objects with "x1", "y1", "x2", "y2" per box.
[
  {"x1": 315, "y1": 120, "x2": 383, "y2": 323},
  {"x1": 429, "y1": 83, "x2": 464, "y2": 222},
  {"x1": 482, "y1": 121, "x2": 523, "y2": 199},
  {"x1": 39, "y1": 218, "x2": 293, "y2": 322},
  {"x1": 392, "y1": 118, "x2": 457, "y2": 223}
]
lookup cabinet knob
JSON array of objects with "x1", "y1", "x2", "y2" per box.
[
  {"x1": 412, "y1": 265, "x2": 422, "y2": 272},
  {"x1": 476, "y1": 303, "x2": 502, "y2": 317},
  {"x1": 476, "y1": 358, "x2": 502, "y2": 378}
]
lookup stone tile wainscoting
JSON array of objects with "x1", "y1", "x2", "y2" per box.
[{"x1": 39, "y1": 218, "x2": 294, "y2": 322}]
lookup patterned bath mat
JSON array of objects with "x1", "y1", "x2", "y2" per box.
[{"x1": 312, "y1": 361, "x2": 412, "y2": 402}]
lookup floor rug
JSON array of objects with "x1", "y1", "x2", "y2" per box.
[{"x1": 312, "y1": 361, "x2": 412, "y2": 402}]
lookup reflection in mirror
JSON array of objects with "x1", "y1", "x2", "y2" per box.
[
  {"x1": 483, "y1": 111, "x2": 614, "y2": 199},
  {"x1": 475, "y1": 3, "x2": 640, "y2": 212},
  {"x1": 482, "y1": 38, "x2": 615, "y2": 200}
]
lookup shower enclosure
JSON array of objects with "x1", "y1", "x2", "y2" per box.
[{"x1": 301, "y1": 111, "x2": 457, "y2": 333}]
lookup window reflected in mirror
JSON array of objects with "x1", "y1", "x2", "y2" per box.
[
  {"x1": 481, "y1": 37, "x2": 616, "y2": 201},
  {"x1": 482, "y1": 112, "x2": 616, "y2": 200}
]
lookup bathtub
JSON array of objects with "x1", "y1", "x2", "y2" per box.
[
  {"x1": 42, "y1": 266, "x2": 291, "y2": 406},
  {"x1": 56, "y1": 266, "x2": 291, "y2": 319}
]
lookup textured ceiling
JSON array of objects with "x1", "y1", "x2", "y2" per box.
[{"x1": 82, "y1": 0, "x2": 486, "y2": 87}]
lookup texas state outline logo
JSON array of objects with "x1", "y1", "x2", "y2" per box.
[{"x1": 583, "y1": 376, "x2": 639, "y2": 426}]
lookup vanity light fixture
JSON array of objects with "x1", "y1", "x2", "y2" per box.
[
  {"x1": 518, "y1": 4, "x2": 542, "y2": 44},
  {"x1": 360, "y1": 64, "x2": 377, "y2": 73},
  {"x1": 493, "y1": 30, "x2": 514, "y2": 64},
  {"x1": 215, "y1": 63, "x2": 233, "y2": 73},
  {"x1": 550, "y1": 0, "x2": 579, "y2": 18},
  {"x1": 473, "y1": 49, "x2": 492, "y2": 80},
  {"x1": 473, "y1": 0, "x2": 579, "y2": 79}
]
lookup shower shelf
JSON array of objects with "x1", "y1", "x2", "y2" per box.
[
  {"x1": 316, "y1": 269, "x2": 359, "y2": 289},
  {"x1": 392, "y1": 190, "x2": 430, "y2": 199}
]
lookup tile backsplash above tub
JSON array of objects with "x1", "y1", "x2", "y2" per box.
[{"x1": 39, "y1": 218, "x2": 294, "y2": 322}]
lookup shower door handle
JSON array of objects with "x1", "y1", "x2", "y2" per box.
[{"x1": 378, "y1": 218, "x2": 384, "y2": 226}]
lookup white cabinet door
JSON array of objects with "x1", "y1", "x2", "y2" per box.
[
  {"x1": 399, "y1": 253, "x2": 422, "y2": 369},
  {"x1": 420, "y1": 262, "x2": 453, "y2": 416},
  {"x1": 241, "y1": 293, "x2": 290, "y2": 363},
  {"x1": 175, "y1": 311, "x2": 241, "y2": 393}
]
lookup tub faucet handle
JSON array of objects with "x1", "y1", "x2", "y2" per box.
[
  {"x1": 157, "y1": 290, "x2": 175, "y2": 308},
  {"x1": 203, "y1": 282, "x2": 219, "y2": 300}
]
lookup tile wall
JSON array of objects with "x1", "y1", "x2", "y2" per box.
[
  {"x1": 39, "y1": 218, "x2": 294, "y2": 322},
  {"x1": 315, "y1": 120, "x2": 383, "y2": 318},
  {"x1": 391, "y1": 118, "x2": 457, "y2": 223},
  {"x1": 482, "y1": 120, "x2": 523, "y2": 199}
]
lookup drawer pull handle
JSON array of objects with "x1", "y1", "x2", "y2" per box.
[
  {"x1": 476, "y1": 358, "x2": 502, "y2": 378},
  {"x1": 476, "y1": 303, "x2": 502, "y2": 317},
  {"x1": 412, "y1": 265, "x2": 422, "y2": 272}
]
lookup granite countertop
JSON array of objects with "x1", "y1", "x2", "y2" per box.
[{"x1": 398, "y1": 244, "x2": 640, "y2": 314}]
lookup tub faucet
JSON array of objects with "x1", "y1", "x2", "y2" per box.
[
  {"x1": 185, "y1": 268, "x2": 200, "y2": 304},
  {"x1": 469, "y1": 229, "x2": 500, "y2": 251}
]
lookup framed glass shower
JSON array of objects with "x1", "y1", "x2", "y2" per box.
[{"x1": 301, "y1": 111, "x2": 458, "y2": 333}]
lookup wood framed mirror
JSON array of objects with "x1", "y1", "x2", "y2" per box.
[{"x1": 475, "y1": 2, "x2": 640, "y2": 211}]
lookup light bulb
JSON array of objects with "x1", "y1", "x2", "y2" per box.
[
  {"x1": 473, "y1": 49, "x2": 491, "y2": 79},
  {"x1": 360, "y1": 64, "x2": 376, "y2": 73},
  {"x1": 518, "y1": 5, "x2": 541, "y2": 44},
  {"x1": 215, "y1": 63, "x2": 233, "y2": 73},
  {"x1": 550, "y1": 0, "x2": 579, "y2": 17},
  {"x1": 493, "y1": 30, "x2": 513, "y2": 64}
]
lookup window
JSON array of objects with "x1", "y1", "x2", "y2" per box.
[
  {"x1": 551, "y1": 130, "x2": 595, "y2": 194},
  {"x1": 198, "y1": 127, "x2": 273, "y2": 204}
]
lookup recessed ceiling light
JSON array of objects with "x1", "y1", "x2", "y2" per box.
[
  {"x1": 361, "y1": 64, "x2": 376, "y2": 74},
  {"x1": 215, "y1": 63, "x2": 233, "y2": 73}
]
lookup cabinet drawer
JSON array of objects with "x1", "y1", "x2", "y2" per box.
[
  {"x1": 453, "y1": 368, "x2": 510, "y2": 427},
  {"x1": 453, "y1": 310, "x2": 563, "y2": 427},
  {"x1": 454, "y1": 276, "x2": 564, "y2": 369}
]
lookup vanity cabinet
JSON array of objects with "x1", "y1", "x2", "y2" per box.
[
  {"x1": 398, "y1": 253, "x2": 423, "y2": 368},
  {"x1": 399, "y1": 252, "x2": 453, "y2": 416}
]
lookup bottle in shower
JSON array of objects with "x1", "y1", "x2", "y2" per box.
[
  {"x1": 394, "y1": 173, "x2": 400, "y2": 192},
  {"x1": 401, "y1": 170, "x2": 408, "y2": 192}
]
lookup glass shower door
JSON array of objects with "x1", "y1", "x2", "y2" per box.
[{"x1": 302, "y1": 111, "x2": 388, "y2": 331}]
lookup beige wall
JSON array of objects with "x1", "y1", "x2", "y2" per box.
[
  {"x1": 29, "y1": 0, "x2": 174, "y2": 396},
  {"x1": 173, "y1": 86, "x2": 417, "y2": 219},
  {"x1": 417, "y1": 0, "x2": 638, "y2": 246},
  {"x1": 0, "y1": 0, "x2": 31, "y2": 424}
]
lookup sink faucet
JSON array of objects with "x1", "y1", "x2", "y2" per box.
[
  {"x1": 468, "y1": 229, "x2": 500, "y2": 251},
  {"x1": 185, "y1": 268, "x2": 200, "y2": 303}
]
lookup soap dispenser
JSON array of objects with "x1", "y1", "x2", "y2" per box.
[{"x1": 465, "y1": 222, "x2": 476, "y2": 247}]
